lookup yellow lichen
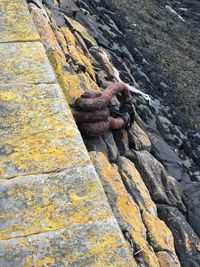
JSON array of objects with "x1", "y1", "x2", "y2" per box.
[
  {"x1": 90, "y1": 152, "x2": 160, "y2": 267},
  {"x1": 61, "y1": 27, "x2": 77, "y2": 47},
  {"x1": 35, "y1": 257, "x2": 55, "y2": 267},
  {"x1": 185, "y1": 233, "x2": 192, "y2": 254}
]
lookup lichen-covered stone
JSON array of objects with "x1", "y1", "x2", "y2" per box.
[
  {"x1": 0, "y1": 82, "x2": 91, "y2": 179},
  {"x1": 158, "y1": 205, "x2": 200, "y2": 267},
  {"x1": 30, "y1": 5, "x2": 100, "y2": 104},
  {"x1": 29, "y1": 6, "x2": 64, "y2": 57},
  {"x1": 128, "y1": 121, "x2": 151, "y2": 151},
  {"x1": 64, "y1": 15, "x2": 98, "y2": 47},
  {"x1": 117, "y1": 156, "x2": 157, "y2": 216},
  {"x1": 0, "y1": 0, "x2": 39, "y2": 42},
  {"x1": 142, "y1": 210, "x2": 180, "y2": 267},
  {"x1": 90, "y1": 151, "x2": 160, "y2": 267},
  {"x1": 0, "y1": 42, "x2": 55, "y2": 85},
  {"x1": 117, "y1": 157, "x2": 180, "y2": 266},
  {"x1": 0, "y1": 165, "x2": 115, "y2": 239},
  {"x1": 61, "y1": 26, "x2": 77, "y2": 47},
  {"x1": 0, "y1": 218, "x2": 135, "y2": 267},
  {"x1": 67, "y1": 45, "x2": 96, "y2": 80},
  {"x1": 125, "y1": 150, "x2": 186, "y2": 212}
]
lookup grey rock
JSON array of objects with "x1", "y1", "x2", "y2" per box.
[
  {"x1": 136, "y1": 104, "x2": 157, "y2": 129},
  {"x1": 103, "y1": 131, "x2": 119, "y2": 162},
  {"x1": 157, "y1": 205, "x2": 200, "y2": 267},
  {"x1": 43, "y1": 0, "x2": 66, "y2": 27},
  {"x1": 128, "y1": 122, "x2": 151, "y2": 151},
  {"x1": 83, "y1": 135, "x2": 108, "y2": 157},
  {"x1": 59, "y1": 0, "x2": 80, "y2": 17},
  {"x1": 75, "y1": 11, "x2": 110, "y2": 47},
  {"x1": 125, "y1": 150, "x2": 186, "y2": 212},
  {"x1": 157, "y1": 115, "x2": 186, "y2": 146},
  {"x1": 147, "y1": 130, "x2": 190, "y2": 182},
  {"x1": 184, "y1": 182, "x2": 200, "y2": 238}
]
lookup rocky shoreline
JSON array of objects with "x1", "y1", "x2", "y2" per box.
[{"x1": 28, "y1": 0, "x2": 200, "y2": 266}]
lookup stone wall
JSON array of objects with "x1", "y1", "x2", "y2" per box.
[
  {"x1": 26, "y1": 1, "x2": 200, "y2": 266},
  {"x1": 0, "y1": 1, "x2": 136, "y2": 266},
  {"x1": 1, "y1": 0, "x2": 200, "y2": 266}
]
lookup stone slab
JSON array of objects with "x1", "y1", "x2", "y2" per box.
[
  {"x1": 0, "y1": 83, "x2": 92, "y2": 178},
  {"x1": 0, "y1": 83, "x2": 74, "y2": 139},
  {"x1": 0, "y1": 42, "x2": 55, "y2": 85},
  {"x1": 0, "y1": 0, "x2": 39, "y2": 42},
  {"x1": 0, "y1": 129, "x2": 90, "y2": 179},
  {"x1": 0, "y1": 218, "x2": 135, "y2": 267},
  {"x1": 0, "y1": 165, "x2": 113, "y2": 240}
]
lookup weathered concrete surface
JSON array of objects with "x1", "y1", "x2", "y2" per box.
[{"x1": 0, "y1": 0, "x2": 135, "y2": 265}]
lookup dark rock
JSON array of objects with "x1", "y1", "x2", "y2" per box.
[
  {"x1": 157, "y1": 205, "x2": 200, "y2": 267},
  {"x1": 83, "y1": 135, "x2": 108, "y2": 157},
  {"x1": 136, "y1": 104, "x2": 157, "y2": 129},
  {"x1": 133, "y1": 67, "x2": 152, "y2": 87},
  {"x1": 59, "y1": 0, "x2": 80, "y2": 17},
  {"x1": 147, "y1": 130, "x2": 191, "y2": 183},
  {"x1": 156, "y1": 115, "x2": 186, "y2": 147},
  {"x1": 184, "y1": 182, "x2": 200, "y2": 238},
  {"x1": 75, "y1": 11, "x2": 110, "y2": 47},
  {"x1": 113, "y1": 129, "x2": 129, "y2": 155},
  {"x1": 102, "y1": 131, "x2": 119, "y2": 162},
  {"x1": 42, "y1": 0, "x2": 66, "y2": 27},
  {"x1": 125, "y1": 150, "x2": 186, "y2": 212}
]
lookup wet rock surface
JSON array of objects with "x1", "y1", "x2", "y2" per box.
[{"x1": 22, "y1": 0, "x2": 200, "y2": 265}]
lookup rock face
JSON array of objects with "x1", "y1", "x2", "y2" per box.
[
  {"x1": 158, "y1": 205, "x2": 200, "y2": 267},
  {"x1": 1, "y1": 0, "x2": 199, "y2": 265},
  {"x1": 125, "y1": 150, "x2": 186, "y2": 212},
  {"x1": 102, "y1": 0, "x2": 200, "y2": 130},
  {"x1": 90, "y1": 152, "x2": 180, "y2": 267}
]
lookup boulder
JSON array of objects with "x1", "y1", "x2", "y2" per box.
[
  {"x1": 117, "y1": 156, "x2": 157, "y2": 216},
  {"x1": 136, "y1": 104, "x2": 157, "y2": 129},
  {"x1": 142, "y1": 210, "x2": 180, "y2": 267},
  {"x1": 158, "y1": 205, "x2": 200, "y2": 267},
  {"x1": 157, "y1": 115, "x2": 186, "y2": 146},
  {"x1": 90, "y1": 151, "x2": 160, "y2": 267},
  {"x1": 125, "y1": 150, "x2": 186, "y2": 212},
  {"x1": 147, "y1": 130, "x2": 190, "y2": 183},
  {"x1": 102, "y1": 131, "x2": 119, "y2": 162},
  {"x1": 184, "y1": 182, "x2": 200, "y2": 238},
  {"x1": 128, "y1": 122, "x2": 151, "y2": 151}
]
